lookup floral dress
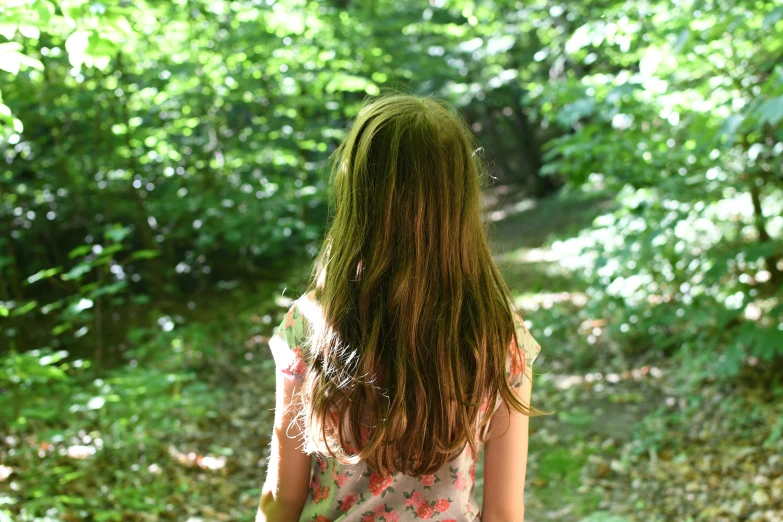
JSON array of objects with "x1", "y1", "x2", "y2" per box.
[{"x1": 268, "y1": 293, "x2": 542, "y2": 522}]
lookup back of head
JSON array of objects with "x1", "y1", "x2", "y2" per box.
[{"x1": 299, "y1": 93, "x2": 529, "y2": 476}]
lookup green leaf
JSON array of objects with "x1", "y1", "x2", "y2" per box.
[
  {"x1": 742, "y1": 241, "x2": 778, "y2": 261},
  {"x1": 758, "y1": 96, "x2": 783, "y2": 126},
  {"x1": 764, "y1": 416, "x2": 783, "y2": 447},
  {"x1": 39, "y1": 350, "x2": 68, "y2": 366},
  {"x1": 0, "y1": 42, "x2": 43, "y2": 74},
  {"x1": 26, "y1": 267, "x2": 63, "y2": 285},
  {"x1": 87, "y1": 32, "x2": 116, "y2": 56},
  {"x1": 52, "y1": 322, "x2": 73, "y2": 336},
  {"x1": 64, "y1": 298, "x2": 94, "y2": 315},
  {"x1": 130, "y1": 249, "x2": 160, "y2": 260},
  {"x1": 56, "y1": 495, "x2": 85, "y2": 505},
  {"x1": 325, "y1": 73, "x2": 379, "y2": 95},
  {"x1": 104, "y1": 225, "x2": 131, "y2": 243},
  {"x1": 605, "y1": 83, "x2": 642, "y2": 104},
  {"x1": 37, "y1": 1, "x2": 55, "y2": 25},
  {"x1": 557, "y1": 98, "x2": 596, "y2": 126},
  {"x1": 673, "y1": 28, "x2": 690, "y2": 53},
  {"x1": 763, "y1": 6, "x2": 783, "y2": 29},
  {"x1": 133, "y1": 294, "x2": 151, "y2": 305},
  {"x1": 41, "y1": 300, "x2": 64, "y2": 314},
  {"x1": 97, "y1": 243, "x2": 124, "y2": 258},
  {"x1": 68, "y1": 245, "x2": 92, "y2": 259},
  {"x1": 714, "y1": 114, "x2": 743, "y2": 144},
  {"x1": 0, "y1": 42, "x2": 23, "y2": 54},
  {"x1": 10, "y1": 300, "x2": 37, "y2": 317},
  {"x1": 749, "y1": 326, "x2": 783, "y2": 361},
  {"x1": 89, "y1": 281, "x2": 127, "y2": 298},
  {"x1": 61, "y1": 263, "x2": 92, "y2": 281}
]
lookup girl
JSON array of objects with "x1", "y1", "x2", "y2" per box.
[{"x1": 257, "y1": 94, "x2": 545, "y2": 522}]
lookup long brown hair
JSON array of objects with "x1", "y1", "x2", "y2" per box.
[{"x1": 295, "y1": 93, "x2": 543, "y2": 477}]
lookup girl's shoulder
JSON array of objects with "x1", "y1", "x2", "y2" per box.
[
  {"x1": 269, "y1": 291, "x2": 318, "y2": 382},
  {"x1": 513, "y1": 311, "x2": 541, "y2": 354},
  {"x1": 508, "y1": 311, "x2": 542, "y2": 386},
  {"x1": 274, "y1": 291, "x2": 318, "y2": 335}
]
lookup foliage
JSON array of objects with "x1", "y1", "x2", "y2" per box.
[
  {"x1": 1, "y1": 0, "x2": 782, "y2": 519},
  {"x1": 580, "y1": 514, "x2": 631, "y2": 522},
  {"x1": 2, "y1": 0, "x2": 779, "y2": 376},
  {"x1": 537, "y1": 0, "x2": 783, "y2": 382},
  {"x1": 0, "y1": 333, "x2": 221, "y2": 520},
  {"x1": 0, "y1": 281, "x2": 294, "y2": 521}
]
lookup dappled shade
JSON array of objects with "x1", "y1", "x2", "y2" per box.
[{"x1": 1, "y1": 0, "x2": 782, "y2": 521}]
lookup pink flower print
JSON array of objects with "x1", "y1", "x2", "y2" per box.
[
  {"x1": 361, "y1": 515, "x2": 375, "y2": 522},
  {"x1": 318, "y1": 457, "x2": 327, "y2": 472},
  {"x1": 469, "y1": 462, "x2": 475, "y2": 482},
  {"x1": 368, "y1": 471, "x2": 393, "y2": 496},
  {"x1": 374, "y1": 504, "x2": 388, "y2": 515},
  {"x1": 416, "y1": 503, "x2": 435, "y2": 519},
  {"x1": 404, "y1": 497, "x2": 416, "y2": 507},
  {"x1": 336, "y1": 473, "x2": 349, "y2": 487},
  {"x1": 338, "y1": 492, "x2": 360, "y2": 511},
  {"x1": 411, "y1": 491, "x2": 425, "y2": 507},
  {"x1": 420, "y1": 474, "x2": 435, "y2": 487},
  {"x1": 385, "y1": 512, "x2": 399, "y2": 522},
  {"x1": 454, "y1": 471, "x2": 467, "y2": 491},
  {"x1": 315, "y1": 516, "x2": 332, "y2": 522},
  {"x1": 434, "y1": 499, "x2": 450, "y2": 512},
  {"x1": 509, "y1": 326, "x2": 526, "y2": 379},
  {"x1": 284, "y1": 308, "x2": 296, "y2": 329},
  {"x1": 314, "y1": 484, "x2": 329, "y2": 504}
]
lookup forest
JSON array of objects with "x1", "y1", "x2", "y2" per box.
[{"x1": 1, "y1": 0, "x2": 782, "y2": 520}]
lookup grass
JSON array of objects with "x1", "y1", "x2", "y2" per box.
[
  {"x1": 10, "y1": 185, "x2": 773, "y2": 522},
  {"x1": 0, "y1": 264, "x2": 314, "y2": 522}
]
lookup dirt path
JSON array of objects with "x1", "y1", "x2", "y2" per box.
[
  {"x1": 474, "y1": 185, "x2": 783, "y2": 522},
  {"x1": 172, "y1": 187, "x2": 783, "y2": 522},
  {"x1": 5, "y1": 186, "x2": 780, "y2": 522},
  {"x1": 472, "y1": 186, "x2": 664, "y2": 521}
]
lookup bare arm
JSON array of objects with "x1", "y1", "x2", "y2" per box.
[
  {"x1": 256, "y1": 372, "x2": 312, "y2": 522},
  {"x1": 481, "y1": 373, "x2": 533, "y2": 522}
]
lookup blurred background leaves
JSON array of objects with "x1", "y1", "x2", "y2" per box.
[{"x1": 0, "y1": 0, "x2": 782, "y2": 520}]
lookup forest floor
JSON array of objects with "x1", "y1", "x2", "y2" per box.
[
  {"x1": 474, "y1": 185, "x2": 783, "y2": 522},
  {"x1": 3, "y1": 186, "x2": 782, "y2": 522}
]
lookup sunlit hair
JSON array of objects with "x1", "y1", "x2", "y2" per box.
[{"x1": 295, "y1": 93, "x2": 545, "y2": 477}]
